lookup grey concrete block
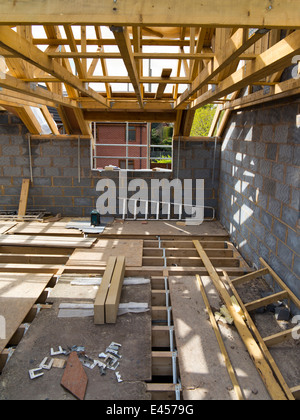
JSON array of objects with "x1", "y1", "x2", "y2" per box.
[
  {"x1": 288, "y1": 126, "x2": 300, "y2": 144},
  {"x1": 41, "y1": 145, "x2": 59, "y2": 156},
  {"x1": 265, "y1": 232, "x2": 278, "y2": 252},
  {"x1": 32, "y1": 178, "x2": 52, "y2": 187},
  {"x1": 43, "y1": 187, "x2": 64, "y2": 197},
  {"x1": 293, "y1": 255, "x2": 300, "y2": 278},
  {"x1": 32, "y1": 156, "x2": 51, "y2": 167},
  {"x1": 261, "y1": 125, "x2": 274, "y2": 142},
  {"x1": 268, "y1": 197, "x2": 281, "y2": 218},
  {"x1": 263, "y1": 178, "x2": 276, "y2": 197},
  {"x1": 275, "y1": 182, "x2": 290, "y2": 204},
  {"x1": 0, "y1": 125, "x2": 20, "y2": 136},
  {"x1": 281, "y1": 205, "x2": 299, "y2": 228},
  {"x1": 278, "y1": 145, "x2": 293, "y2": 163},
  {"x1": 43, "y1": 167, "x2": 62, "y2": 177},
  {"x1": 290, "y1": 188, "x2": 300, "y2": 211},
  {"x1": 3, "y1": 166, "x2": 22, "y2": 177},
  {"x1": 274, "y1": 125, "x2": 289, "y2": 143},
  {"x1": 266, "y1": 144, "x2": 278, "y2": 161},
  {"x1": 54, "y1": 196, "x2": 74, "y2": 206},
  {"x1": 260, "y1": 209, "x2": 273, "y2": 231},
  {"x1": 277, "y1": 240, "x2": 294, "y2": 267},
  {"x1": 286, "y1": 166, "x2": 300, "y2": 188},
  {"x1": 271, "y1": 163, "x2": 285, "y2": 182},
  {"x1": 63, "y1": 187, "x2": 82, "y2": 197},
  {"x1": 74, "y1": 197, "x2": 94, "y2": 207},
  {"x1": 33, "y1": 196, "x2": 54, "y2": 207},
  {"x1": 1, "y1": 145, "x2": 20, "y2": 156},
  {"x1": 53, "y1": 177, "x2": 73, "y2": 187},
  {"x1": 272, "y1": 219, "x2": 287, "y2": 242},
  {"x1": 0, "y1": 156, "x2": 11, "y2": 166}
]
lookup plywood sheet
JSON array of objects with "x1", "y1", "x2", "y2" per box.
[
  {"x1": 0, "y1": 223, "x2": 17, "y2": 235},
  {"x1": 0, "y1": 235, "x2": 96, "y2": 249},
  {"x1": 0, "y1": 281, "x2": 152, "y2": 400},
  {"x1": 169, "y1": 276, "x2": 270, "y2": 400},
  {"x1": 0, "y1": 272, "x2": 53, "y2": 353},
  {"x1": 66, "y1": 239, "x2": 143, "y2": 267}
]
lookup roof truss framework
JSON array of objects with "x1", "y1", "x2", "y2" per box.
[{"x1": 0, "y1": 1, "x2": 299, "y2": 134}]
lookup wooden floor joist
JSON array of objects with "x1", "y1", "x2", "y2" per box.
[{"x1": 193, "y1": 240, "x2": 288, "y2": 401}]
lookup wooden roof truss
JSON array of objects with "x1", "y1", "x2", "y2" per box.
[{"x1": 0, "y1": 0, "x2": 299, "y2": 135}]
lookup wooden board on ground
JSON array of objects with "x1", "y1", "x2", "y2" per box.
[
  {"x1": 169, "y1": 276, "x2": 271, "y2": 400},
  {"x1": 67, "y1": 240, "x2": 143, "y2": 267},
  {"x1": 7, "y1": 222, "x2": 83, "y2": 236},
  {"x1": 0, "y1": 273, "x2": 53, "y2": 353},
  {"x1": 0, "y1": 278, "x2": 152, "y2": 400},
  {"x1": 105, "y1": 256, "x2": 126, "y2": 324},
  {"x1": 94, "y1": 256, "x2": 117, "y2": 324},
  {"x1": 0, "y1": 223, "x2": 17, "y2": 235},
  {"x1": 0, "y1": 235, "x2": 96, "y2": 248},
  {"x1": 103, "y1": 220, "x2": 229, "y2": 237}
]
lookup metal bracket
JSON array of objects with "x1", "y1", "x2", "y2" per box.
[
  {"x1": 29, "y1": 368, "x2": 44, "y2": 380},
  {"x1": 50, "y1": 346, "x2": 65, "y2": 356},
  {"x1": 39, "y1": 357, "x2": 54, "y2": 370}
]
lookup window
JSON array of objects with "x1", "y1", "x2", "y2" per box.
[
  {"x1": 119, "y1": 159, "x2": 135, "y2": 170},
  {"x1": 128, "y1": 125, "x2": 137, "y2": 142}
]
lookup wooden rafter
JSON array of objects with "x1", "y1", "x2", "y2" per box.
[
  {"x1": 0, "y1": 26, "x2": 109, "y2": 108},
  {"x1": 110, "y1": 26, "x2": 143, "y2": 108},
  {"x1": 191, "y1": 30, "x2": 300, "y2": 110}
]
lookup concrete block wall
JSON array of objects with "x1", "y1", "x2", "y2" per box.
[
  {"x1": 218, "y1": 96, "x2": 300, "y2": 311},
  {"x1": 173, "y1": 139, "x2": 220, "y2": 219},
  {"x1": 0, "y1": 112, "x2": 220, "y2": 219}
]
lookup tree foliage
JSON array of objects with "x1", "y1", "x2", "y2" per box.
[{"x1": 190, "y1": 105, "x2": 216, "y2": 137}]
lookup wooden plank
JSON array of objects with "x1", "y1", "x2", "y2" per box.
[
  {"x1": 197, "y1": 274, "x2": 244, "y2": 400},
  {"x1": 263, "y1": 328, "x2": 295, "y2": 348},
  {"x1": 17, "y1": 179, "x2": 30, "y2": 218},
  {"x1": 0, "y1": 223, "x2": 17, "y2": 235},
  {"x1": 105, "y1": 256, "x2": 126, "y2": 324},
  {"x1": 0, "y1": 273, "x2": 53, "y2": 353},
  {"x1": 1, "y1": 0, "x2": 299, "y2": 28},
  {"x1": 260, "y1": 258, "x2": 300, "y2": 310},
  {"x1": 67, "y1": 245, "x2": 143, "y2": 268},
  {"x1": 0, "y1": 235, "x2": 96, "y2": 248},
  {"x1": 193, "y1": 240, "x2": 288, "y2": 401},
  {"x1": 155, "y1": 68, "x2": 172, "y2": 100},
  {"x1": 231, "y1": 268, "x2": 269, "y2": 286},
  {"x1": 291, "y1": 385, "x2": 300, "y2": 400},
  {"x1": 94, "y1": 256, "x2": 116, "y2": 325},
  {"x1": 111, "y1": 26, "x2": 143, "y2": 108},
  {"x1": 245, "y1": 291, "x2": 289, "y2": 312}
]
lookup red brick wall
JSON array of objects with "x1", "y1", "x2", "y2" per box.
[{"x1": 95, "y1": 123, "x2": 148, "y2": 169}]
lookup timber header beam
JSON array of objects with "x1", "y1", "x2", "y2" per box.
[{"x1": 0, "y1": 1, "x2": 299, "y2": 28}]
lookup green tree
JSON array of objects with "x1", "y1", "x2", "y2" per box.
[{"x1": 190, "y1": 105, "x2": 216, "y2": 137}]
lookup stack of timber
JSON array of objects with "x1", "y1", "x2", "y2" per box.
[{"x1": 94, "y1": 256, "x2": 126, "y2": 324}]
